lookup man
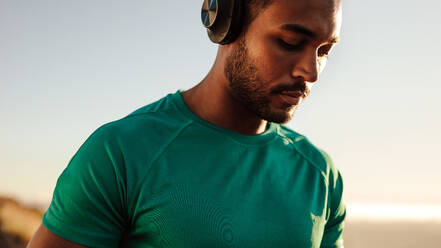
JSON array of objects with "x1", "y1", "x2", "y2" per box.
[{"x1": 28, "y1": 0, "x2": 345, "y2": 247}]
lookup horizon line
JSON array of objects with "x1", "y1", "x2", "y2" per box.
[{"x1": 347, "y1": 202, "x2": 441, "y2": 221}]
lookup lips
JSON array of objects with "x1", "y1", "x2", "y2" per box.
[{"x1": 278, "y1": 91, "x2": 304, "y2": 105}]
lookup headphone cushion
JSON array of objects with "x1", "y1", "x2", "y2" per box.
[{"x1": 202, "y1": 0, "x2": 244, "y2": 44}]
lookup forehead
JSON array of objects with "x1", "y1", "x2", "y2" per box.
[{"x1": 256, "y1": 0, "x2": 342, "y2": 41}]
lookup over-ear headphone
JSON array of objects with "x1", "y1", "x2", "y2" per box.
[{"x1": 201, "y1": 0, "x2": 244, "y2": 44}]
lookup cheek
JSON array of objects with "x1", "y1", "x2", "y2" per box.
[{"x1": 252, "y1": 42, "x2": 291, "y2": 83}]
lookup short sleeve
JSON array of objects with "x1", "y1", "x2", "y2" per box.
[
  {"x1": 43, "y1": 124, "x2": 128, "y2": 248},
  {"x1": 320, "y1": 153, "x2": 346, "y2": 248}
]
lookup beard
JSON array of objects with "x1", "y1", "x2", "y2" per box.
[{"x1": 224, "y1": 36, "x2": 304, "y2": 124}]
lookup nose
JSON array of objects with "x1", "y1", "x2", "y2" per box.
[{"x1": 291, "y1": 50, "x2": 319, "y2": 83}]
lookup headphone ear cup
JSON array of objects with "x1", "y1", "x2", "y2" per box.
[{"x1": 201, "y1": 0, "x2": 243, "y2": 44}]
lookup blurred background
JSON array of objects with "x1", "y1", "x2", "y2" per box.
[{"x1": 1, "y1": 0, "x2": 440, "y2": 247}]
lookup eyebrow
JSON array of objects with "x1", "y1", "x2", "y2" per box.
[{"x1": 280, "y1": 24, "x2": 340, "y2": 44}]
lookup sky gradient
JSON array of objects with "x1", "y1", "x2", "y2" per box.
[{"x1": 1, "y1": 0, "x2": 441, "y2": 218}]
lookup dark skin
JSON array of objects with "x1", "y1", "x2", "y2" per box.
[
  {"x1": 27, "y1": 0, "x2": 341, "y2": 247},
  {"x1": 184, "y1": 0, "x2": 341, "y2": 135},
  {"x1": 182, "y1": 54, "x2": 271, "y2": 135},
  {"x1": 27, "y1": 224, "x2": 87, "y2": 248}
]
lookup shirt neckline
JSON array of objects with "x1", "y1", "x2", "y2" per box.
[{"x1": 171, "y1": 90, "x2": 279, "y2": 145}]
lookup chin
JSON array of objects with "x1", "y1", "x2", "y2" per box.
[{"x1": 261, "y1": 106, "x2": 296, "y2": 124}]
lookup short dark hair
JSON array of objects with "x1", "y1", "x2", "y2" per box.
[{"x1": 242, "y1": 0, "x2": 274, "y2": 31}]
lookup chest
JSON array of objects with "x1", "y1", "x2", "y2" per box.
[{"x1": 122, "y1": 147, "x2": 329, "y2": 248}]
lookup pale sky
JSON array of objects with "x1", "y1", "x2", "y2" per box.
[{"x1": 1, "y1": 0, "x2": 441, "y2": 216}]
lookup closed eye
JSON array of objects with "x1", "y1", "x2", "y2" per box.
[{"x1": 277, "y1": 39, "x2": 305, "y2": 51}]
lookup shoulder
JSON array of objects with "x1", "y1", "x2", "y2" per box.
[
  {"x1": 277, "y1": 125, "x2": 339, "y2": 182},
  {"x1": 76, "y1": 92, "x2": 194, "y2": 170},
  {"x1": 89, "y1": 92, "x2": 191, "y2": 144}
]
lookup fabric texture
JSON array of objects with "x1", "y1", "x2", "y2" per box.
[{"x1": 43, "y1": 91, "x2": 346, "y2": 248}]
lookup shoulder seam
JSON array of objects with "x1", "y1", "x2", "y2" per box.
[
  {"x1": 291, "y1": 140, "x2": 329, "y2": 184},
  {"x1": 276, "y1": 129, "x2": 328, "y2": 179},
  {"x1": 129, "y1": 119, "x2": 194, "y2": 225},
  {"x1": 145, "y1": 120, "x2": 194, "y2": 173}
]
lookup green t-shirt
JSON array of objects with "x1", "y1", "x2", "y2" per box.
[{"x1": 43, "y1": 91, "x2": 345, "y2": 248}]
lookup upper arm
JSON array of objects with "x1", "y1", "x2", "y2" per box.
[
  {"x1": 320, "y1": 183, "x2": 346, "y2": 247},
  {"x1": 27, "y1": 224, "x2": 88, "y2": 248},
  {"x1": 41, "y1": 125, "x2": 128, "y2": 247},
  {"x1": 320, "y1": 153, "x2": 346, "y2": 248}
]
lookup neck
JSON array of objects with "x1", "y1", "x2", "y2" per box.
[{"x1": 181, "y1": 57, "x2": 268, "y2": 136}]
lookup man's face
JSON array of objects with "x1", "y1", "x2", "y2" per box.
[{"x1": 225, "y1": 0, "x2": 342, "y2": 124}]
